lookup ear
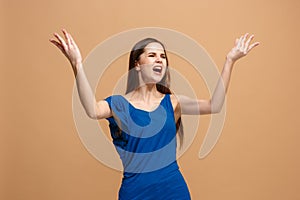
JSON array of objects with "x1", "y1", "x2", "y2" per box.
[{"x1": 135, "y1": 61, "x2": 141, "y2": 71}]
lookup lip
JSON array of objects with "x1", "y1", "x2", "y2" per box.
[{"x1": 152, "y1": 65, "x2": 163, "y2": 74}]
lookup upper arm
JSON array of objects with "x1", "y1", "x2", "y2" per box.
[
  {"x1": 176, "y1": 95, "x2": 212, "y2": 115},
  {"x1": 94, "y1": 100, "x2": 112, "y2": 119}
]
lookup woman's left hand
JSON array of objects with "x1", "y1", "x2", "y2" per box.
[{"x1": 226, "y1": 33, "x2": 260, "y2": 63}]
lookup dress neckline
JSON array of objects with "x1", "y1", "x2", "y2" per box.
[{"x1": 120, "y1": 94, "x2": 167, "y2": 113}]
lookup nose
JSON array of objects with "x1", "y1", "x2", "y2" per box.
[{"x1": 155, "y1": 56, "x2": 162, "y2": 64}]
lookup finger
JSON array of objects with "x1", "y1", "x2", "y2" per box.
[
  {"x1": 235, "y1": 38, "x2": 239, "y2": 46},
  {"x1": 245, "y1": 34, "x2": 254, "y2": 51},
  {"x1": 243, "y1": 33, "x2": 249, "y2": 40},
  {"x1": 241, "y1": 33, "x2": 249, "y2": 50},
  {"x1": 49, "y1": 38, "x2": 60, "y2": 47},
  {"x1": 68, "y1": 32, "x2": 76, "y2": 47},
  {"x1": 49, "y1": 39, "x2": 65, "y2": 52},
  {"x1": 53, "y1": 32, "x2": 67, "y2": 49},
  {"x1": 68, "y1": 34, "x2": 81, "y2": 53},
  {"x1": 247, "y1": 42, "x2": 260, "y2": 53},
  {"x1": 236, "y1": 36, "x2": 243, "y2": 49},
  {"x1": 49, "y1": 38, "x2": 58, "y2": 45},
  {"x1": 62, "y1": 29, "x2": 72, "y2": 46}
]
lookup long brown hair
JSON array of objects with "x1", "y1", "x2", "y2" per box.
[{"x1": 125, "y1": 38, "x2": 184, "y2": 147}]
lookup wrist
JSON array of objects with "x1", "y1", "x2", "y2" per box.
[
  {"x1": 72, "y1": 58, "x2": 82, "y2": 65},
  {"x1": 225, "y1": 56, "x2": 236, "y2": 66},
  {"x1": 72, "y1": 61, "x2": 83, "y2": 76},
  {"x1": 223, "y1": 57, "x2": 235, "y2": 72},
  {"x1": 72, "y1": 61, "x2": 82, "y2": 69}
]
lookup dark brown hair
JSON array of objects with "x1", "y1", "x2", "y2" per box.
[{"x1": 125, "y1": 38, "x2": 184, "y2": 147}]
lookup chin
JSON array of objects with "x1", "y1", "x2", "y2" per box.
[
  {"x1": 139, "y1": 78, "x2": 162, "y2": 86},
  {"x1": 151, "y1": 77, "x2": 164, "y2": 84}
]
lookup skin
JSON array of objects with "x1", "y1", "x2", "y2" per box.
[
  {"x1": 49, "y1": 29, "x2": 259, "y2": 119},
  {"x1": 124, "y1": 42, "x2": 169, "y2": 112}
]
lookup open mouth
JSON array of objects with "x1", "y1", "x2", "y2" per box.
[{"x1": 153, "y1": 66, "x2": 162, "y2": 73}]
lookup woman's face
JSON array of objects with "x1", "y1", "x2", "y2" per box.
[{"x1": 135, "y1": 42, "x2": 167, "y2": 85}]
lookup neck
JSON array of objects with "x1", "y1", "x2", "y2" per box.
[{"x1": 131, "y1": 84, "x2": 163, "y2": 102}]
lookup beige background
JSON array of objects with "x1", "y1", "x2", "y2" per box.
[{"x1": 2, "y1": 0, "x2": 300, "y2": 199}]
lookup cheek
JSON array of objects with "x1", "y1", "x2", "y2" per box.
[
  {"x1": 140, "y1": 57, "x2": 155, "y2": 65},
  {"x1": 162, "y1": 67, "x2": 168, "y2": 76},
  {"x1": 140, "y1": 66, "x2": 152, "y2": 74},
  {"x1": 163, "y1": 59, "x2": 167, "y2": 65}
]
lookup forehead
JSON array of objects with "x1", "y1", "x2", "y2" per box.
[{"x1": 144, "y1": 42, "x2": 165, "y2": 52}]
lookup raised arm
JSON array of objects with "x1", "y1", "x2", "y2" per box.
[
  {"x1": 49, "y1": 29, "x2": 111, "y2": 119},
  {"x1": 178, "y1": 33, "x2": 259, "y2": 115}
]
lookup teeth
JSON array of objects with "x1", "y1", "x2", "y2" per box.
[{"x1": 153, "y1": 66, "x2": 162, "y2": 73}]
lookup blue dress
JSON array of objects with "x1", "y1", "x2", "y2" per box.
[{"x1": 105, "y1": 94, "x2": 191, "y2": 200}]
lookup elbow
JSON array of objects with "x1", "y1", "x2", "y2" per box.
[
  {"x1": 211, "y1": 108, "x2": 222, "y2": 114},
  {"x1": 210, "y1": 101, "x2": 223, "y2": 114},
  {"x1": 86, "y1": 112, "x2": 99, "y2": 120},
  {"x1": 86, "y1": 105, "x2": 102, "y2": 120}
]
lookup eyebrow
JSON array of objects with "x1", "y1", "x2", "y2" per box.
[{"x1": 146, "y1": 51, "x2": 165, "y2": 55}]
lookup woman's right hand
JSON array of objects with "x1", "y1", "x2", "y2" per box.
[{"x1": 49, "y1": 29, "x2": 82, "y2": 69}]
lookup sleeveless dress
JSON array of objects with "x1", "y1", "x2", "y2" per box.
[{"x1": 105, "y1": 94, "x2": 191, "y2": 200}]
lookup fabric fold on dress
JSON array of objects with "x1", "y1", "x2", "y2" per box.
[{"x1": 105, "y1": 94, "x2": 191, "y2": 200}]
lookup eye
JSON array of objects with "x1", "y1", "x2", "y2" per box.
[
  {"x1": 161, "y1": 54, "x2": 166, "y2": 59},
  {"x1": 148, "y1": 53, "x2": 155, "y2": 57}
]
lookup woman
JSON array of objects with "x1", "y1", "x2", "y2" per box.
[{"x1": 50, "y1": 29, "x2": 259, "y2": 199}]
